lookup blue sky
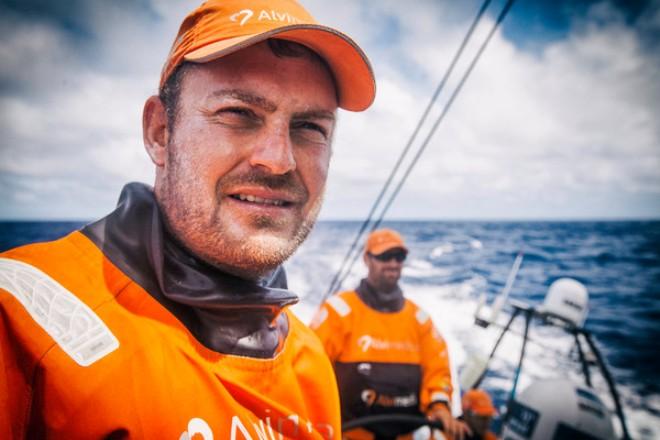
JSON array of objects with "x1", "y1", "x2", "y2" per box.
[{"x1": 1, "y1": 0, "x2": 659, "y2": 220}]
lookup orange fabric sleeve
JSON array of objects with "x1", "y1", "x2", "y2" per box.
[
  {"x1": 417, "y1": 314, "x2": 454, "y2": 413},
  {"x1": 0, "y1": 306, "x2": 31, "y2": 439},
  {"x1": 309, "y1": 296, "x2": 351, "y2": 362},
  {"x1": 286, "y1": 312, "x2": 342, "y2": 436}
]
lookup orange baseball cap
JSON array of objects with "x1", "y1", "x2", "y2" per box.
[
  {"x1": 365, "y1": 229, "x2": 408, "y2": 256},
  {"x1": 462, "y1": 389, "x2": 497, "y2": 416},
  {"x1": 161, "y1": 0, "x2": 376, "y2": 112}
]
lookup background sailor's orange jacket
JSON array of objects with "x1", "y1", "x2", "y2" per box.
[
  {"x1": 0, "y1": 232, "x2": 340, "y2": 439},
  {"x1": 310, "y1": 290, "x2": 453, "y2": 427}
]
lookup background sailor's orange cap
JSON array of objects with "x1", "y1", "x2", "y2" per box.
[
  {"x1": 161, "y1": 0, "x2": 375, "y2": 112},
  {"x1": 365, "y1": 229, "x2": 408, "y2": 256},
  {"x1": 462, "y1": 389, "x2": 497, "y2": 416}
]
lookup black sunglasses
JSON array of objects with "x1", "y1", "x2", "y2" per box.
[{"x1": 370, "y1": 250, "x2": 407, "y2": 263}]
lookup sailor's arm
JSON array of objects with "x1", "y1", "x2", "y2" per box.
[
  {"x1": 1, "y1": 291, "x2": 36, "y2": 438},
  {"x1": 418, "y1": 315, "x2": 472, "y2": 440},
  {"x1": 418, "y1": 314, "x2": 453, "y2": 410},
  {"x1": 309, "y1": 295, "x2": 352, "y2": 361}
]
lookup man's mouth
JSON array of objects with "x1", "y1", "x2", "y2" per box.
[{"x1": 229, "y1": 193, "x2": 293, "y2": 207}]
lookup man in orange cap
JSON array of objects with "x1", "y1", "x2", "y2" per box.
[
  {"x1": 311, "y1": 229, "x2": 471, "y2": 440},
  {"x1": 461, "y1": 389, "x2": 498, "y2": 440},
  {"x1": 0, "y1": 0, "x2": 375, "y2": 438}
]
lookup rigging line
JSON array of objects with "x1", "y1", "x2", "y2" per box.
[
  {"x1": 322, "y1": 0, "x2": 494, "y2": 301},
  {"x1": 334, "y1": 0, "x2": 518, "y2": 292}
]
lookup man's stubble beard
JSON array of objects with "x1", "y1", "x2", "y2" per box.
[
  {"x1": 370, "y1": 269, "x2": 402, "y2": 295},
  {"x1": 208, "y1": 188, "x2": 324, "y2": 278},
  {"x1": 156, "y1": 140, "x2": 324, "y2": 280},
  {"x1": 375, "y1": 279, "x2": 399, "y2": 295}
]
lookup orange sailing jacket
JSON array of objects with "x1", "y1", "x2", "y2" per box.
[
  {"x1": 0, "y1": 184, "x2": 341, "y2": 439},
  {"x1": 310, "y1": 290, "x2": 453, "y2": 426},
  {"x1": 0, "y1": 232, "x2": 339, "y2": 439}
]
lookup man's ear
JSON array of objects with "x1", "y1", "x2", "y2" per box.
[{"x1": 143, "y1": 95, "x2": 169, "y2": 166}]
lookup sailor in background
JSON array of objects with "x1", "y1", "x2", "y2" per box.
[
  {"x1": 460, "y1": 389, "x2": 498, "y2": 440},
  {"x1": 311, "y1": 229, "x2": 471, "y2": 440}
]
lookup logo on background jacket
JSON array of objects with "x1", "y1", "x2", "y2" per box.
[
  {"x1": 360, "y1": 389, "x2": 417, "y2": 408},
  {"x1": 357, "y1": 363, "x2": 372, "y2": 375},
  {"x1": 357, "y1": 335, "x2": 418, "y2": 353},
  {"x1": 230, "y1": 9, "x2": 304, "y2": 26},
  {"x1": 361, "y1": 389, "x2": 377, "y2": 407}
]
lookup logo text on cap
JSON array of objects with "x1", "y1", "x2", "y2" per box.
[
  {"x1": 230, "y1": 9, "x2": 253, "y2": 26},
  {"x1": 229, "y1": 9, "x2": 304, "y2": 26}
]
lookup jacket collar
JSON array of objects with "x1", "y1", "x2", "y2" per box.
[
  {"x1": 82, "y1": 182, "x2": 297, "y2": 358},
  {"x1": 356, "y1": 278, "x2": 404, "y2": 313}
]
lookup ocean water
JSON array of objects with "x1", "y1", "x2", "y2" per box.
[{"x1": 1, "y1": 220, "x2": 659, "y2": 438}]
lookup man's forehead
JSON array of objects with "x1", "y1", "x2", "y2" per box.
[
  {"x1": 181, "y1": 42, "x2": 338, "y2": 102},
  {"x1": 178, "y1": 49, "x2": 339, "y2": 115},
  {"x1": 210, "y1": 89, "x2": 277, "y2": 112},
  {"x1": 196, "y1": 87, "x2": 337, "y2": 121}
]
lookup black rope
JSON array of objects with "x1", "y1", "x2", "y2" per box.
[
  {"x1": 322, "y1": 0, "x2": 494, "y2": 300},
  {"x1": 573, "y1": 330, "x2": 593, "y2": 387},
  {"x1": 583, "y1": 331, "x2": 632, "y2": 440},
  {"x1": 504, "y1": 308, "x2": 532, "y2": 421},
  {"x1": 473, "y1": 308, "x2": 520, "y2": 389},
  {"x1": 324, "y1": 0, "x2": 518, "y2": 299},
  {"x1": 372, "y1": 0, "x2": 517, "y2": 229}
]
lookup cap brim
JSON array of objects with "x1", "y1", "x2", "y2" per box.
[
  {"x1": 184, "y1": 24, "x2": 375, "y2": 112},
  {"x1": 369, "y1": 243, "x2": 409, "y2": 256},
  {"x1": 472, "y1": 406, "x2": 497, "y2": 416}
]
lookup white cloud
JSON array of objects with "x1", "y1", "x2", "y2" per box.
[
  {"x1": 0, "y1": 0, "x2": 658, "y2": 220},
  {"x1": 318, "y1": 1, "x2": 660, "y2": 219}
]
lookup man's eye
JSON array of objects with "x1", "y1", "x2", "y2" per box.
[
  {"x1": 292, "y1": 121, "x2": 328, "y2": 141},
  {"x1": 213, "y1": 107, "x2": 259, "y2": 126},
  {"x1": 217, "y1": 107, "x2": 253, "y2": 118}
]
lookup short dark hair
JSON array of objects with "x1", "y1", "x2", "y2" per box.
[{"x1": 158, "y1": 39, "x2": 338, "y2": 128}]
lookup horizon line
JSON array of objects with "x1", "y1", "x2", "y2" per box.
[{"x1": 1, "y1": 217, "x2": 659, "y2": 223}]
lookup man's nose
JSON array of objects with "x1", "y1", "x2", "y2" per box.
[{"x1": 249, "y1": 126, "x2": 296, "y2": 175}]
